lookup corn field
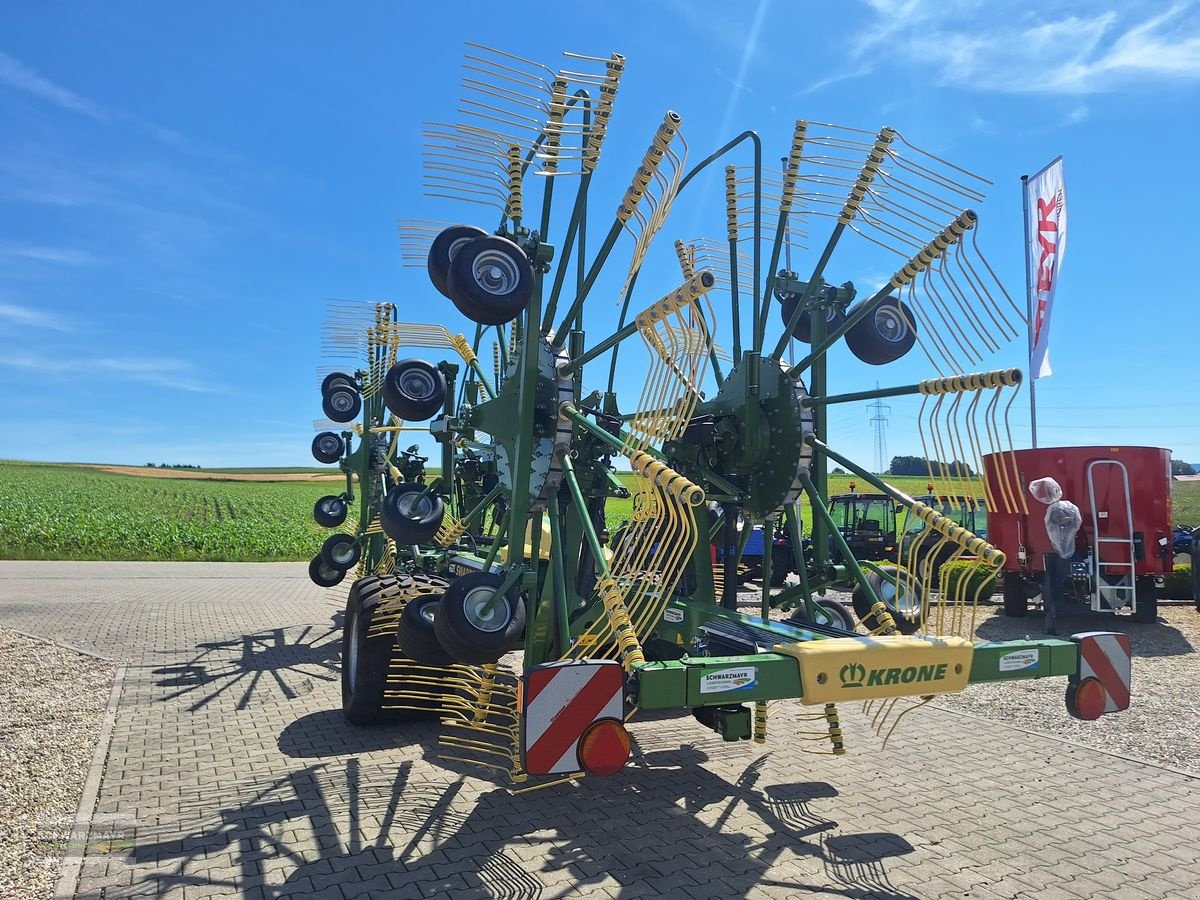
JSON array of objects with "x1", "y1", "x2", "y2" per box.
[{"x1": 0, "y1": 463, "x2": 332, "y2": 561}]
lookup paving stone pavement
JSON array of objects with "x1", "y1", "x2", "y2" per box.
[{"x1": 3, "y1": 560, "x2": 1198, "y2": 900}]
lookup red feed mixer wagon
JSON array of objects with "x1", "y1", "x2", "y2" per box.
[{"x1": 982, "y1": 446, "x2": 1172, "y2": 631}]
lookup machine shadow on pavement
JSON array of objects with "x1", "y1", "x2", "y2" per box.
[
  {"x1": 149, "y1": 614, "x2": 343, "y2": 711},
  {"x1": 118, "y1": 708, "x2": 917, "y2": 900}
]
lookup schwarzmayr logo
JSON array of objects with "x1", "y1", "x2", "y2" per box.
[{"x1": 839, "y1": 662, "x2": 949, "y2": 689}]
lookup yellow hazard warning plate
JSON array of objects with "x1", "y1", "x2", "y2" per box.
[{"x1": 774, "y1": 635, "x2": 975, "y2": 705}]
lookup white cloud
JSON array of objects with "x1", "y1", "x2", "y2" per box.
[
  {"x1": 0, "y1": 351, "x2": 221, "y2": 393},
  {"x1": 0, "y1": 302, "x2": 74, "y2": 332},
  {"x1": 849, "y1": 1, "x2": 1200, "y2": 95},
  {"x1": 0, "y1": 49, "x2": 109, "y2": 120},
  {"x1": 0, "y1": 242, "x2": 101, "y2": 265}
]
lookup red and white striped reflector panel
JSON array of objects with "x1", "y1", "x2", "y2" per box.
[
  {"x1": 522, "y1": 660, "x2": 625, "y2": 775},
  {"x1": 1070, "y1": 631, "x2": 1131, "y2": 714}
]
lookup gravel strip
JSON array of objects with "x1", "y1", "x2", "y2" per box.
[
  {"x1": 935, "y1": 604, "x2": 1200, "y2": 775},
  {"x1": 747, "y1": 587, "x2": 1200, "y2": 775},
  {"x1": 0, "y1": 629, "x2": 116, "y2": 900}
]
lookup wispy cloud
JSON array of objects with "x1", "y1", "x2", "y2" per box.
[
  {"x1": 0, "y1": 302, "x2": 74, "y2": 332},
  {"x1": 0, "y1": 351, "x2": 221, "y2": 393},
  {"x1": 0, "y1": 49, "x2": 110, "y2": 121},
  {"x1": 848, "y1": 1, "x2": 1200, "y2": 95},
  {"x1": 0, "y1": 242, "x2": 102, "y2": 265}
]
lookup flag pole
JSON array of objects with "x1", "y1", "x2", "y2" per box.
[{"x1": 1021, "y1": 173, "x2": 1039, "y2": 449}]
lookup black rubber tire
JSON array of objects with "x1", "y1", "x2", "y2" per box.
[
  {"x1": 383, "y1": 359, "x2": 447, "y2": 421},
  {"x1": 1002, "y1": 573, "x2": 1030, "y2": 618},
  {"x1": 769, "y1": 545, "x2": 791, "y2": 587},
  {"x1": 427, "y1": 224, "x2": 488, "y2": 299},
  {"x1": 396, "y1": 594, "x2": 455, "y2": 666},
  {"x1": 309, "y1": 555, "x2": 346, "y2": 588},
  {"x1": 844, "y1": 296, "x2": 917, "y2": 365},
  {"x1": 779, "y1": 293, "x2": 846, "y2": 344},
  {"x1": 321, "y1": 371, "x2": 357, "y2": 394},
  {"x1": 1133, "y1": 576, "x2": 1158, "y2": 623},
  {"x1": 850, "y1": 565, "x2": 924, "y2": 634},
  {"x1": 434, "y1": 571, "x2": 526, "y2": 665},
  {"x1": 446, "y1": 234, "x2": 535, "y2": 326},
  {"x1": 321, "y1": 533, "x2": 362, "y2": 571},
  {"x1": 312, "y1": 431, "x2": 345, "y2": 465},
  {"x1": 322, "y1": 382, "x2": 362, "y2": 423},
  {"x1": 788, "y1": 598, "x2": 857, "y2": 633},
  {"x1": 313, "y1": 495, "x2": 349, "y2": 528},
  {"x1": 379, "y1": 484, "x2": 445, "y2": 545},
  {"x1": 342, "y1": 574, "x2": 454, "y2": 725}
]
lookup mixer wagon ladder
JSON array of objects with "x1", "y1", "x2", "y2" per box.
[{"x1": 1086, "y1": 459, "x2": 1136, "y2": 613}]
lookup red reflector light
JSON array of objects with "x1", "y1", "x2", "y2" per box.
[
  {"x1": 1070, "y1": 676, "x2": 1107, "y2": 721},
  {"x1": 577, "y1": 718, "x2": 631, "y2": 777}
]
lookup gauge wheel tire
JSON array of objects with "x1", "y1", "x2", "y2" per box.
[
  {"x1": 321, "y1": 371, "x2": 357, "y2": 394},
  {"x1": 1002, "y1": 574, "x2": 1030, "y2": 617},
  {"x1": 850, "y1": 565, "x2": 924, "y2": 634},
  {"x1": 379, "y1": 484, "x2": 445, "y2": 545},
  {"x1": 1133, "y1": 576, "x2": 1158, "y2": 623},
  {"x1": 843, "y1": 296, "x2": 917, "y2": 365},
  {"x1": 779, "y1": 293, "x2": 847, "y2": 344},
  {"x1": 396, "y1": 594, "x2": 456, "y2": 666},
  {"x1": 383, "y1": 358, "x2": 448, "y2": 421},
  {"x1": 445, "y1": 234, "x2": 535, "y2": 326},
  {"x1": 309, "y1": 555, "x2": 346, "y2": 588},
  {"x1": 313, "y1": 495, "x2": 349, "y2": 528},
  {"x1": 342, "y1": 574, "x2": 454, "y2": 724},
  {"x1": 434, "y1": 572, "x2": 526, "y2": 666},
  {"x1": 322, "y1": 382, "x2": 362, "y2": 423},
  {"x1": 312, "y1": 431, "x2": 345, "y2": 465},
  {"x1": 427, "y1": 224, "x2": 489, "y2": 299},
  {"x1": 321, "y1": 533, "x2": 362, "y2": 571}
]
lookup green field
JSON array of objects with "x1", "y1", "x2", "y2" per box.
[
  {"x1": 3, "y1": 460, "x2": 1197, "y2": 562},
  {"x1": 0, "y1": 462, "x2": 331, "y2": 561}
]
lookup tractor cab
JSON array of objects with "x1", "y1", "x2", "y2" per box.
[
  {"x1": 900, "y1": 490, "x2": 988, "y2": 578},
  {"x1": 827, "y1": 484, "x2": 897, "y2": 562}
]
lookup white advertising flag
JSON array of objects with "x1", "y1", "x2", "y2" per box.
[{"x1": 1026, "y1": 157, "x2": 1067, "y2": 380}]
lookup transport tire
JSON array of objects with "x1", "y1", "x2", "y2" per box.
[
  {"x1": 342, "y1": 575, "x2": 451, "y2": 725},
  {"x1": 843, "y1": 296, "x2": 917, "y2": 365},
  {"x1": 446, "y1": 234, "x2": 535, "y2": 325},
  {"x1": 434, "y1": 572, "x2": 526, "y2": 665},
  {"x1": 851, "y1": 565, "x2": 924, "y2": 634},
  {"x1": 383, "y1": 359, "x2": 447, "y2": 421},
  {"x1": 427, "y1": 224, "x2": 488, "y2": 299}
]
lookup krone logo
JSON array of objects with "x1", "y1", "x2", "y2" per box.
[{"x1": 839, "y1": 662, "x2": 866, "y2": 688}]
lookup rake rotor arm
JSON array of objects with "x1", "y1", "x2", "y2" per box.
[
  {"x1": 676, "y1": 130, "x2": 762, "y2": 356},
  {"x1": 797, "y1": 469, "x2": 883, "y2": 613}
]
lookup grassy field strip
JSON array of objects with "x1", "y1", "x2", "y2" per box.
[{"x1": 3, "y1": 461, "x2": 1197, "y2": 561}]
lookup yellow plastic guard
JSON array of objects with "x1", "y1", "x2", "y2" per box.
[{"x1": 775, "y1": 635, "x2": 974, "y2": 705}]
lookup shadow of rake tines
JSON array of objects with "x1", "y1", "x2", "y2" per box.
[
  {"x1": 822, "y1": 831, "x2": 918, "y2": 900},
  {"x1": 150, "y1": 619, "x2": 341, "y2": 711}
]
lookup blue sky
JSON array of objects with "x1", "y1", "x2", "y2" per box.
[{"x1": 1, "y1": 1, "x2": 1198, "y2": 469}]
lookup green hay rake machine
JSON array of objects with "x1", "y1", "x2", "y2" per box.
[{"x1": 306, "y1": 44, "x2": 1131, "y2": 785}]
